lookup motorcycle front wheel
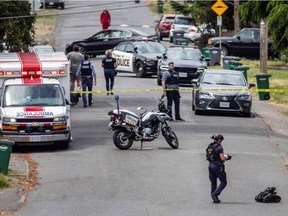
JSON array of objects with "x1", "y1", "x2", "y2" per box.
[
  {"x1": 113, "y1": 128, "x2": 134, "y2": 150},
  {"x1": 162, "y1": 127, "x2": 179, "y2": 149}
]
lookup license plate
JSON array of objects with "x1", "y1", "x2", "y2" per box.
[
  {"x1": 219, "y1": 102, "x2": 230, "y2": 108},
  {"x1": 49, "y1": 2, "x2": 54, "y2": 5},
  {"x1": 179, "y1": 72, "x2": 187, "y2": 77},
  {"x1": 30, "y1": 135, "x2": 41, "y2": 142}
]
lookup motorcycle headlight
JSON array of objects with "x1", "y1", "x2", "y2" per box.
[
  {"x1": 53, "y1": 116, "x2": 67, "y2": 122},
  {"x1": 237, "y1": 94, "x2": 252, "y2": 101},
  {"x1": 199, "y1": 91, "x2": 214, "y2": 99},
  {"x1": 2, "y1": 117, "x2": 16, "y2": 123},
  {"x1": 160, "y1": 64, "x2": 169, "y2": 71}
]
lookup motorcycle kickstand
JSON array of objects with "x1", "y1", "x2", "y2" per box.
[{"x1": 140, "y1": 140, "x2": 143, "y2": 150}]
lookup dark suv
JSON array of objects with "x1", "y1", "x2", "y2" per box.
[
  {"x1": 207, "y1": 28, "x2": 276, "y2": 59},
  {"x1": 155, "y1": 14, "x2": 176, "y2": 41},
  {"x1": 40, "y1": 0, "x2": 65, "y2": 9}
]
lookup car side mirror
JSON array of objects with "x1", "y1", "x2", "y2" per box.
[
  {"x1": 248, "y1": 83, "x2": 256, "y2": 88},
  {"x1": 163, "y1": 53, "x2": 167, "y2": 59},
  {"x1": 65, "y1": 99, "x2": 70, "y2": 105},
  {"x1": 237, "y1": 35, "x2": 241, "y2": 40},
  {"x1": 156, "y1": 56, "x2": 162, "y2": 59},
  {"x1": 134, "y1": 47, "x2": 138, "y2": 52}
]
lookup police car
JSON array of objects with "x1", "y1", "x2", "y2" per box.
[{"x1": 112, "y1": 41, "x2": 166, "y2": 78}]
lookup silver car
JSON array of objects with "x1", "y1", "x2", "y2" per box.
[{"x1": 192, "y1": 69, "x2": 255, "y2": 117}]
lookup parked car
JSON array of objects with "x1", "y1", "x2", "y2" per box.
[
  {"x1": 65, "y1": 28, "x2": 157, "y2": 58},
  {"x1": 29, "y1": 45, "x2": 56, "y2": 53},
  {"x1": 155, "y1": 14, "x2": 176, "y2": 41},
  {"x1": 169, "y1": 15, "x2": 197, "y2": 43},
  {"x1": 207, "y1": 28, "x2": 277, "y2": 59},
  {"x1": 157, "y1": 46, "x2": 207, "y2": 85},
  {"x1": 40, "y1": 0, "x2": 65, "y2": 9},
  {"x1": 191, "y1": 69, "x2": 255, "y2": 117},
  {"x1": 112, "y1": 41, "x2": 166, "y2": 77}
]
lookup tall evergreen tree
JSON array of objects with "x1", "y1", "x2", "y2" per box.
[{"x1": 0, "y1": 1, "x2": 35, "y2": 52}]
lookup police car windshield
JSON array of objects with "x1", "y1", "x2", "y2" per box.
[
  {"x1": 135, "y1": 43, "x2": 166, "y2": 54},
  {"x1": 166, "y1": 49, "x2": 201, "y2": 61},
  {"x1": 3, "y1": 84, "x2": 65, "y2": 107}
]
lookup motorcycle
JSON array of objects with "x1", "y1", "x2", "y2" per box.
[{"x1": 108, "y1": 95, "x2": 179, "y2": 150}]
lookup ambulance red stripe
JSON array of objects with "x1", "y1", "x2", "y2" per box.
[
  {"x1": 24, "y1": 107, "x2": 44, "y2": 112},
  {"x1": 17, "y1": 53, "x2": 42, "y2": 84}
]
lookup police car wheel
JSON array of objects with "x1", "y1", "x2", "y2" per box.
[{"x1": 135, "y1": 61, "x2": 145, "y2": 78}]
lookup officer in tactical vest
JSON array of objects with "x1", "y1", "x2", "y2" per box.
[
  {"x1": 76, "y1": 54, "x2": 97, "y2": 107},
  {"x1": 161, "y1": 62, "x2": 184, "y2": 121},
  {"x1": 206, "y1": 134, "x2": 232, "y2": 203}
]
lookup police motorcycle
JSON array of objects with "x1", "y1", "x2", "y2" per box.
[{"x1": 108, "y1": 95, "x2": 179, "y2": 150}]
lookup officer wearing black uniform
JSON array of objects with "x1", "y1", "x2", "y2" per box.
[
  {"x1": 161, "y1": 62, "x2": 184, "y2": 121},
  {"x1": 206, "y1": 134, "x2": 232, "y2": 203},
  {"x1": 76, "y1": 54, "x2": 97, "y2": 107}
]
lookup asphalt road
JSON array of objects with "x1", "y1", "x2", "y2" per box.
[{"x1": 14, "y1": 1, "x2": 288, "y2": 216}]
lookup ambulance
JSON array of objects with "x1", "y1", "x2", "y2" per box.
[{"x1": 0, "y1": 52, "x2": 71, "y2": 149}]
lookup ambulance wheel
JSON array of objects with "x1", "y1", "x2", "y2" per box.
[
  {"x1": 135, "y1": 61, "x2": 145, "y2": 78},
  {"x1": 58, "y1": 140, "x2": 70, "y2": 149}
]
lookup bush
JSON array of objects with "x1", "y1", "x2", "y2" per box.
[{"x1": 0, "y1": 173, "x2": 10, "y2": 189}]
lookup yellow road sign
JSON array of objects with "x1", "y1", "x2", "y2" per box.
[{"x1": 211, "y1": 0, "x2": 228, "y2": 16}]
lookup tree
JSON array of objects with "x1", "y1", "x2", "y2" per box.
[
  {"x1": 238, "y1": 0, "x2": 288, "y2": 53},
  {"x1": 0, "y1": 1, "x2": 35, "y2": 52}
]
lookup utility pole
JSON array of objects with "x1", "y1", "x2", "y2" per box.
[{"x1": 260, "y1": 20, "x2": 268, "y2": 74}]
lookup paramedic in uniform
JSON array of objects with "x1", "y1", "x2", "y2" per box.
[
  {"x1": 76, "y1": 54, "x2": 97, "y2": 107},
  {"x1": 206, "y1": 134, "x2": 232, "y2": 203}
]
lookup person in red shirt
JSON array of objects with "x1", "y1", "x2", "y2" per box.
[{"x1": 100, "y1": 8, "x2": 111, "y2": 30}]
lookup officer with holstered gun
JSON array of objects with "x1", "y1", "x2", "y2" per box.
[{"x1": 206, "y1": 134, "x2": 232, "y2": 203}]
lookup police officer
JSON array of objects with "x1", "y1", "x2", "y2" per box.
[
  {"x1": 102, "y1": 49, "x2": 117, "y2": 95},
  {"x1": 206, "y1": 134, "x2": 232, "y2": 203},
  {"x1": 161, "y1": 62, "x2": 184, "y2": 121},
  {"x1": 76, "y1": 54, "x2": 97, "y2": 108}
]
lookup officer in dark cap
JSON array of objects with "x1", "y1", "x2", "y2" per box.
[
  {"x1": 206, "y1": 134, "x2": 232, "y2": 203},
  {"x1": 161, "y1": 62, "x2": 184, "y2": 121}
]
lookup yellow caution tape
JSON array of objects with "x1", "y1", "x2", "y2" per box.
[{"x1": 71, "y1": 88, "x2": 288, "y2": 94}]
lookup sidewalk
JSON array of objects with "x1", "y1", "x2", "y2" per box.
[{"x1": 0, "y1": 155, "x2": 29, "y2": 214}]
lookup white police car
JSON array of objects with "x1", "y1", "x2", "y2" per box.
[{"x1": 112, "y1": 41, "x2": 166, "y2": 78}]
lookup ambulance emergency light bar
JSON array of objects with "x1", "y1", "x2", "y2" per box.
[{"x1": 0, "y1": 69, "x2": 66, "y2": 77}]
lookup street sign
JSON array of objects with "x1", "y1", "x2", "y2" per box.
[
  {"x1": 211, "y1": 0, "x2": 228, "y2": 16},
  {"x1": 217, "y1": 16, "x2": 222, "y2": 26}
]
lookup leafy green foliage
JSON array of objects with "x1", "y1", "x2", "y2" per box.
[
  {"x1": 0, "y1": 1, "x2": 35, "y2": 52},
  {"x1": 238, "y1": 1, "x2": 288, "y2": 53},
  {"x1": 0, "y1": 173, "x2": 10, "y2": 189}
]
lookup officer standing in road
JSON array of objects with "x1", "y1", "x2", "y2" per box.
[
  {"x1": 206, "y1": 134, "x2": 232, "y2": 203},
  {"x1": 102, "y1": 49, "x2": 117, "y2": 95},
  {"x1": 161, "y1": 62, "x2": 184, "y2": 121},
  {"x1": 76, "y1": 54, "x2": 97, "y2": 108}
]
